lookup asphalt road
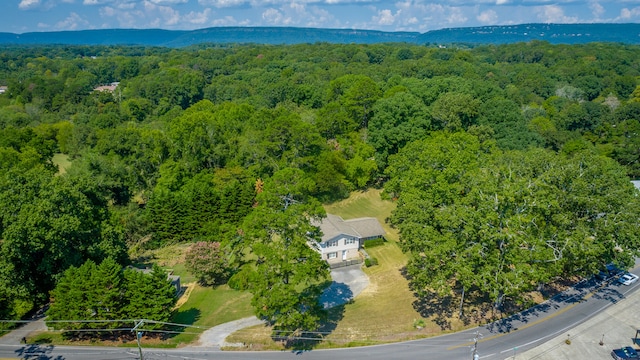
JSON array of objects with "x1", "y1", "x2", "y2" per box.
[{"x1": 1, "y1": 270, "x2": 638, "y2": 360}]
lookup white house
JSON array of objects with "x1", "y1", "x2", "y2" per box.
[{"x1": 311, "y1": 214, "x2": 386, "y2": 265}]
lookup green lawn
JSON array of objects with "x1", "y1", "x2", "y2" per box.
[
  {"x1": 166, "y1": 284, "x2": 254, "y2": 346},
  {"x1": 320, "y1": 189, "x2": 434, "y2": 345},
  {"x1": 132, "y1": 243, "x2": 255, "y2": 346},
  {"x1": 52, "y1": 153, "x2": 71, "y2": 175},
  {"x1": 324, "y1": 188, "x2": 395, "y2": 227},
  {"x1": 227, "y1": 188, "x2": 435, "y2": 348}
]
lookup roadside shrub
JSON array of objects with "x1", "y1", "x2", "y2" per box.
[
  {"x1": 364, "y1": 257, "x2": 378, "y2": 267},
  {"x1": 363, "y1": 238, "x2": 385, "y2": 248},
  {"x1": 227, "y1": 265, "x2": 254, "y2": 290}
]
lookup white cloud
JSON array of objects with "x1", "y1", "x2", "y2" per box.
[
  {"x1": 262, "y1": 8, "x2": 293, "y2": 25},
  {"x1": 290, "y1": 2, "x2": 305, "y2": 13},
  {"x1": 324, "y1": 0, "x2": 377, "y2": 5},
  {"x1": 55, "y1": 11, "x2": 90, "y2": 30},
  {"x1": 184, "y1": 8, "x2": 212, "y2": 24},
  {"x1": 199, "y1": 0, "x2": 247, "y2": 8},
  {"x1": 148, "y1": 0, "x2": 188, "y2": 4},
  {"x1": 477, "y1": 9, "x2": 497, "y2": 23},
  {"x1": 387, "y1": 0, "x2": 475, "y2": 31},
  {"x1": 84, "y1": 0, "x2": 109, "y2": 4},
  {"x1": 155, "y1": 3, "x2": 181, "y2": 25},
  {"x1": 83, "y1": 0, "x2": 136, "y2": 5},
  {"x1": 535, "y1": 5, "x2": 578, "y2": 23},
  {"x1": 446, "y1": 7, "x2": 467, "y2": 24},
  {"x1": 373, "y1": 9, "x2": 397, "y2": 25},
  {"x1": 258, "y1": 3, "x2": 337, "y2": 27},
  {"x1": 306, "y1": 7, "x2": 335, "y2": 27},
  {"x1": 117, "y1": 2, "x2": 135, "y2": 9},
  {"x1": 92, "y1": 0, "x2": 224, "y2": 29},
  {"x1": 619, "y1": 7, "x2": 640, "y2": 20},
  {"x1": 495, "y1": 0, "x2": 509, "y2": 5},
  {"x1": 589, "y1": 0, "x2": 604, "y2": 19},
  {"x1": 101, "y1": 6, "x2": 116, "y2": 16},
  {"x1": 211, "y1": 15, "x2": 239, "y2": 25},
  {"x1": 19, "y1": 0, "x2": 41, "y2": 10}
]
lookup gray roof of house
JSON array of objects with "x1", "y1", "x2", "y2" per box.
[
  {"x1": 313, "y1": 214, "x2": 385, "y2": 242},
  {"x1": 345, "y1": 217, "x2": 386, "y2": 239}
]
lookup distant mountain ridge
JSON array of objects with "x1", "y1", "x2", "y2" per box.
[{"x1": 1, "y1": 23, "x2": 639, "y2": 47}]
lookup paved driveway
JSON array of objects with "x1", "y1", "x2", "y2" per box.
[
  {"x1": 319, "y1": 264, "x2": 369, "y2": 309},
  {"x1": 192, "y1": 264, "x2": 369, "y2": 347}
]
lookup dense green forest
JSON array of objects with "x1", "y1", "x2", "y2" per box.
[{"x1": 1, "y1": 41, "x2": 640, "y2": 336}]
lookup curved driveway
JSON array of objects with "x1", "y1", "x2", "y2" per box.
[{"x1": 319, "y1": 264, "x2": 370, "y2": 309}]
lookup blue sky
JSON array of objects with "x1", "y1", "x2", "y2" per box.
[{"x1": 3, "y1": 0, "x2": 639, "y2": 34}]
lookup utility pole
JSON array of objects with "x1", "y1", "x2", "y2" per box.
[
  {"x1": 132, "y1": 319, "x2": 145, "y2": 360},
  {"x1": 472, "y1": 331, "x2": 481, "y2": 360}
]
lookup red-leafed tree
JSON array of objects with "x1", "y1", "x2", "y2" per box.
[{"x1": 184, "y1": 241, "x2": 232, "y2": 286}]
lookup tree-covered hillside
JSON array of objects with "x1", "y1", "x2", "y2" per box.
[
  {"x1": 1, "y1": 41, "x2": 639, "y2": 334},
  {"x1": 2, "y1": 24, "x2": 640, "y2": 46}
]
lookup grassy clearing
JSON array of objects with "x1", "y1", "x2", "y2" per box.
[
  {"x1": 319, "y1": 242, "x2": 428, "y2": 346},
  {"x1": 137, "y1": 243, "x2": 255, "y2": 346},
  {"x1": 52, "y1": 153, "x2": 71, "y2": 175},
  {"x1": 325, "y1": 188, "x2": 395, "y2": 227},
  {"x1": 320, "y1": 189, "x2": 432, "y2": 343},
  {"x1": 132, "y1": 243, "x2": 255, "y2": 346},
  {"x1": 134, "y1": 243, "x2": 197, "y2": 283},
  {"x1": 166, "y1": 284, "x2": 254, "y2": 347},
  {"x1": 227, "y1": 188, "x2": 433, "y2": 348}
]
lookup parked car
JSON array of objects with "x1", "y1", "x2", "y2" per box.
[
  {"x1": 606, "y1": 263, "x2": 622, "y2": 274},
  {"x1": 611, "y1": 346, "x2": 639, "y2": 360},
  {"x1": 596, "y1": 263, "x2": 623, "y2": 281},
  {"x1": 618, "y1": 273, "x2": 639, "y2": 286}
]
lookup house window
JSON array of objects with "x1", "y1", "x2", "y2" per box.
[
  {"x1": 344, "y1": 238, "x2": 356, "y2": 245},
  {"x1": 327, "y1": 252, "x2": 337, "y2": 259},
  {"x1": 327, "y1": 240, "x2": 338, "y2": 247}
]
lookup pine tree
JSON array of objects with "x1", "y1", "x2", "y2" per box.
[{"x1": 92, "y1": 258, "x2": 125, "y2": 329}]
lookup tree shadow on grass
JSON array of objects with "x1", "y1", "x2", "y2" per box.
[
  {"x1": 273, "y1": 281, "x2": 347, "y2": 351},
  {"x1": 402, "y1": 266, "x2": 498, "y2": 330},
  {"x1": 412, "y1": 291, "x2": 455, "y2": 331},
  {"x1": 165, "y1": 307, "x2": 201, "y2": 340},
  {"x1": 400, "y1": 266, "x2": 454, "y2": 331},
  {"x1": 15, "y1": 344, "x2": 65, "y2": 359}
]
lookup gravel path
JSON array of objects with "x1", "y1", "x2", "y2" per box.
[{"x1": 193, "y1": 316, "x2": 264, "y2": 348}]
